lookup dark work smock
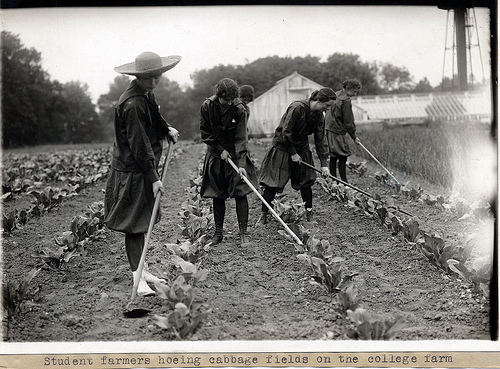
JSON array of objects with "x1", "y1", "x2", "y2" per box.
[
  {"x1": 104, "y1": 79, "x2": 171, "y2": 234},
  {"x1": 199, "y1": 95, "x2": 257, "y2": 199},
  {"x1": 325, "y1": 90, "x2": 357, "y2": 157},
  {"x1": 259, "y1": 100, "x2": 329, "y2": 191}
]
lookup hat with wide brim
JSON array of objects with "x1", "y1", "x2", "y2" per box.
[{"x1": 114, "y1": 52, "x2": 181, "y2": 76}]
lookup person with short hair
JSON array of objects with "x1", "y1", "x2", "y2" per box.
[
  {"x1": 257, "y1": 88, "x2": 336, "y2": 224},
  {"x1": 325, "y1": 78, "x2": 362, "y2": 183},
  {"x1": 199, "y1": 78, "x2": 258, "y2": 246},
  {"x1": 104, "y1": 51, "x2": 180, "y2": 296},
  {"x1": 239, "y1": 84, "x2": 255, "y2": 120}
]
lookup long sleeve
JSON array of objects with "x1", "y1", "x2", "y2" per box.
[
  {"x1": 123, "y1": 100, "x2": 160, "y2": 183},
  {"x1": 314, "y1": 114, "x2": 329, "y2": 167},
  {"x1": 148, "y1": 92, "x2": 173, "y2": 131},
  {"x1": 342, "y1": 99, "x2": 357, "y2": 140},
  {"x1": 232, "y1": 110, "x2": 248, "y2": 167},
  {"x1": 281, "y1": 105, "x2": 303, "y2": 156},
  {"x1": 272, "y1": 101, "x2": 313, "y2": 154},
  {"x1": 200, "y1": 101, "x2": 226, "y2": 154}
]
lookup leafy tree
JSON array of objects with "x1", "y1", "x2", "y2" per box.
[
  {"x1": 60, "y1": 81, "x2": 102, "y2": 143},
  {"x1": 97, "y1": 75, "x2": 131, "y2": 141},
  {"x1": 36, "y1": 80, "x2": 66, "y2": 144},
  {"x1": 98, "y1": 75, "x2": 196, "y2": 140},
  {"x1": 223, "y1": 55, "x2": 322, "y2": 97},
  {"x1": 413, "y1": 77, "x2": 434, "y2": 93},
  {"x1": 189, "y1": 55, "x2": 325, "y2": 101},
  {"x1": 287, "y1": 55, "x2": 324, "y2": 86},
  {"x1": 2, "y1": 31, "x2": 55, "y2": 147},
  {"x1": 375, "y1": 62, "x2": 415, "y2": 93},
  {"x1": 434, "y1": 75, "x2": 488, "y2": 92},
  {"x1": 236, "y1": 55, "x2": 324, "y2": 96},
  {"x1": 154, "y1": 78, "x2": 195, "y2": 139},
  {"x1": 321, "y1": 53, "x2": 380, "y2": 94},
  {"x1": 189, "y1": 64, "x2": 239, "y2": 105},
  {"x1": 178, "y1": 87, "x2": 203, "y2": 141},
  {"x1": 436, "y1": 76, "x2": 461, "y2": 91},
  {"x1": 2, "y1": 31, "x2": 105, "y2": 147}
]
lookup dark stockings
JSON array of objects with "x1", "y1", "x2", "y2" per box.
[
  {"x1": 211, "y1": 198, "x2": 225, "y2": 243},
  {"x1": 262, "y1": 187, "x2": 277, "y2": 213},
  {"x1": 213, "y1": 198, "x2": 226, "y2": 226},
  {"x1": 300, "y1": 187, "x2": 313, "y2": 209},
  {"x1": 213, "y1": 196, "x2": 249, "y2": 239},
  {"x1": 235, "y1": 196, "x2": 249, "y2": 226},
  {"x1": 125, "y1": 233, "x2": 144, "y2": 271},
  {"x1": 213, "y1": 196, "x2": 249, "y2": 225},
  {"x1": 330, "y1": 155, "x2": 348, "y2": 182}
]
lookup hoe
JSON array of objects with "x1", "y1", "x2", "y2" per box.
[
  {"x1": 123, "y1": 140, "x2": 175, "y2": 318},
  {"x1": 227, "y1": 157, "x2": 304, "y2": 245},
  {"x1": 300, "y1": 161, "x2": 413, "y2": 217}
]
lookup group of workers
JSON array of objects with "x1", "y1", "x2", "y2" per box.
[{"x1": 103, "y1": 51, "x2": 362, "y2": 296}]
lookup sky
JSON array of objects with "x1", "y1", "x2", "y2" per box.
[{"x1": 2, "y1": 5, "x2": 492, "y2": 102}]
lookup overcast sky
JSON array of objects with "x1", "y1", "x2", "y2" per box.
[{"x1": 2, "y1": 5, "x2": 492, "y2": 102}]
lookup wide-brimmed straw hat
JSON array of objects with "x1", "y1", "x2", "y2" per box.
[{"x1": 114, "y1": 51, "x2": 181, "y2": 76}]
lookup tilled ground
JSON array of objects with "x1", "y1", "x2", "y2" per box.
[{"x1": 1, "y1": 140, "x2": 493, "y2": 342}]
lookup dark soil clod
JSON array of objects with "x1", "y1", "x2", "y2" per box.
[{"x1": 123, "y1": 308, "x2": 151, "y2": 318}]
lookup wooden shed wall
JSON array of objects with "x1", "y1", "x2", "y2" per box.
[{"x1": 247, "y1": 73, "x2": 324, "y2": 137}]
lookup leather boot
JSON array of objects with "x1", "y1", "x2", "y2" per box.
[
  {"x1": 211, "y1": 223, "x2": 223, "y2": 244},
  {"x1": 255, "y1": 211, "x2": 268, "y2": 226},
  {"x1": 305, "y1": 208, "x2": 313, "y2": 221},
  {"x1": 239, "y1": 222, "x2": 251, "y2": 246}
]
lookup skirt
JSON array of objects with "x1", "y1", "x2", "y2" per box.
[
  {"x1": 258, "y1": 146, "x2": 316, "y2": 192},
  {"x1": 326, "y1": 130, "x2": 351, "y2": 157},
  {"x1": 200, "y1": 153, "x2": 258, "y2": 199},
  {"x1": 104, "y1": 168, "x2": 160, "y2": 234}
]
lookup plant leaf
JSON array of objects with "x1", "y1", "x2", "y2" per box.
[
  {"x1": 356, "y1": 322, "x2": 373, "y2": 340},
  {"x1": 383, "y1": 315, "x2": 405, "y2": 340},
  {"x1": 371, "y1": 321, "x2": 386, "y2": 340},
  {"x1": 192, "y1": 269, "x2": 209, "y2": 285},
  {"x1": 347, "y1": 308, "x2": 371, "y2": 325}
]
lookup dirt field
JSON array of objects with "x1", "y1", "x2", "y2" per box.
[{"x1": 1, "y1": 139, "x2": 493, "y2": 342}]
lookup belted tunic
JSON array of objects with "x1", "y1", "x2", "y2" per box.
[{"x1": 104, "y1": 79, "x2": 171, "y2": 234}]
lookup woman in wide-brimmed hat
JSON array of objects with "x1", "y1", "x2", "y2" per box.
[
  {"x1": 104, "y1": 51, "x2": 181, "y2": 296},
  {"x1": 199, "y1": 78, "x2": 258, "y2": 246}
]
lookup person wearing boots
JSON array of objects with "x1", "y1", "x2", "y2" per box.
[
  {"x1": 325, "y1": 78, "x2": 362, "y2": 183},
  {"x1": 104, "y1": 51, "x2": 180, "y2": 296},
  {"x1": 257, "y1": 88, "x2": 335, "y2": 224},
  {"x1": 199, "y1": 78, "x2": 258, "y2": 246}
]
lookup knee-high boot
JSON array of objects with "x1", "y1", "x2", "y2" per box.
[
  {"x1": 236, "y1": 196, "x2": 250, "y2": 246},
  {"x1": 211, "y1": 198, "x2": 225, "y2": 244}
]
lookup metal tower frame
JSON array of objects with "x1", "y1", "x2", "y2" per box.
[{"x1": 442, "y1": 7, "x2": 485, "y2": 91}]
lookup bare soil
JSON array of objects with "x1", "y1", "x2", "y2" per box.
[{"x1": 1, "y1": 140, "x2": 493, "y2": 342}]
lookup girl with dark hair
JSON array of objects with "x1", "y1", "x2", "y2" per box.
[
  {"x1": 257, "y1": 88, "x2": 336, "y2": 224},
  {"x1": 325, "y1": 78, "x2": 362, "y2": 183},
  {"x1": 199, "y1": 78, "x2": 258, "y2": 246},
  {"x1": 239, "y1": 84, "x2": 255, "y2": 121}
]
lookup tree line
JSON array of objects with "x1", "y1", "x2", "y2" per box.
[{"x1": 1, "y1": 31, "x2": 473, "y2": 148}]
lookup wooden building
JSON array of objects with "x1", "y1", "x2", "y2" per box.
[
  {"x1": 246, "y1": 72, "x2": 324, "y2": 137},
  {"x1": 247, "y1": 73, "x2": 491, "y2": 136}
]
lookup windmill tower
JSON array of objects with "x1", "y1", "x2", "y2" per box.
[{"x1": 440, "y1": 6, "x2": 486, "y2": 91}]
